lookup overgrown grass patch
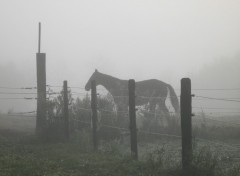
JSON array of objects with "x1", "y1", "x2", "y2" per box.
[{"x1": 0, "y1": 129, "x2": 240, "y2": 176}]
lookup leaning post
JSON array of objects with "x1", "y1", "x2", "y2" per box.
[
  {"x1": 128, "y1": 79, "x2": 138, "y2": 160},
  {"x1": 181, "y1": 78, "x2": 193, "y2": 175},
  {"x1": 91, "y1": 80, "x2": 98, "y2": 151}
]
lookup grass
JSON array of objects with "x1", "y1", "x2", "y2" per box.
[
  {"x1": 0, "y1": 129, "x2": 239, "y2": 176},
  {"x1": 0, "y1": 114, "x2": 240, "y2": 176},
  {"x1": 0, "y1": 130, "x2": 161, "y2": 176}
]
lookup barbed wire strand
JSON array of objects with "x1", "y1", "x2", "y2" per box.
[
  {"x1": 194, "y1": 111, "x2": 240, "y2": 114},
  {"x1": 194, "y1": 95, "x2": 240, "y2": 103},
  {"x1": 0, "y1": 92, "x2": 37, "y2": 95},
  {"x1": 138, "y1": 110, "x2": 178, "y2": 116},
  {"x1": 193, "y1": 116, "x2": 240, "y2": 126},
  {"x1": 193, "y1": 107, "x2": 240, "y2": 110},
  {"x1": 0, "y1": 86, "x2": 37, "y2": 90},
  {"x1": 3, "y1": 114, "x2": 36, "y2": 117},
  {"x1": 8, "y1": 111, "x2": 36, "y2": 115},
  {"x1": 192, "y1": 88, "x2": 240, "y2": 91},
  {"x1": 76, "y1": 107, "x2": 92, "y2": 112},
  {"x1": 100, "y1": 124, "x2": 129, "y2": 131},
  {"x1": 0, "y1": 97, "x2": 37, "y2": 100},
  {"x1": 137, "y1": 95, "x2": 180, "y2": 100},
  {"x1": 99, "y1": 108, "x2": 128, "y2": 114}
]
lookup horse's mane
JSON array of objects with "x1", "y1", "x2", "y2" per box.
[{"x1": 97, "y1": 71, "x2": 124, "y2": 82}]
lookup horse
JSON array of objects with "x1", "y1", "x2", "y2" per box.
[{"x1": 85, "y1": 69, "x2": 179, "y2": 126}]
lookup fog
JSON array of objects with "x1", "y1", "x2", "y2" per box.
[{"x1": 0, "y1": 0, "x2": 240, "y2": 113}]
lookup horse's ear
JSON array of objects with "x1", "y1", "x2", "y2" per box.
[{"x1": 95, "y1": 69, "x2": 98, "y2": 72}]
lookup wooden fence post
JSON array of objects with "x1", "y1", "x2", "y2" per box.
[
  {"x1": 128, "y1": 79, "x2": 138, "y2": 160},
  {"x1": 181, "y1": 78, "x2": 193, "y2": 174},
  {"x1": 91, "y1": 80, "x2": 98, "y2": 151},
  {"x1": 36, "y1": 22, "x2": 47, "y2": 137},
  {"x1": 63, "y1": 80, "x2": 69, "y2": 140}
]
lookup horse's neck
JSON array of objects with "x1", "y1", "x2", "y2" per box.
[{"x1": 97, "y1": 73, "x2": 127, "y2": 96}]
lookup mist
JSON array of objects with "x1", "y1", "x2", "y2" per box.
[
  {"x1": 1, "y1": 1, "x2": 240, "y2": 175},
  {"x1": 0, "y1": 0, "x2": 240, "y2": 112}
]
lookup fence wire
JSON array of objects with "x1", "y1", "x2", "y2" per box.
[{"x1": 1, "y1": 84, "x2": 240, "y2": 157}]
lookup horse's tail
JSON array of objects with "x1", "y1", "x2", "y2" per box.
[{"x1": 167, "y1": 84, "x2": 180, "y2": 113}]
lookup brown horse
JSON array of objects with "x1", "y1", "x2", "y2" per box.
[{"x1": 85, "y1": 70, "x2": 179, "y2": 119}]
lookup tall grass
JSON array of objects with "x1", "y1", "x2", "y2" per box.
[{"x1": 0, "y1": 129, "x2": 239, "y2": 176}]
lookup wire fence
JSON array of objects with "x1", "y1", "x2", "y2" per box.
[
  {"x1": 71, "y1": 117, "x2": 240, "y2": 153},
  {"x1": 1, "y1": 84, "x2": 240, "y2": 154},
  {"x1": 1, "y1": 84, "x2": 239, "y2": 115},
  {"x1": 0, "y1": 84, "x2": 239, "y2": 109}
]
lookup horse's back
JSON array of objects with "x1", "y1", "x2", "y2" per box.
[{"x1": 136, "y1": 79, "x2": 168, "y2": 90}]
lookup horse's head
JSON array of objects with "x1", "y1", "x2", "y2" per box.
[{"x1": 85, "y1": 69, "x2": 99, "y2": 91}]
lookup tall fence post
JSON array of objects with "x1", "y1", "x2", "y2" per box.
[
  {"x1": 63, "y1": 80, "x2": 69, "y2": 140},
  {"x1": 91, "y1": 80, "x2": 98, "y2": 151},
  {"x1": 181, "y1": 78, "x2": 193, "y2": 174},
  {"x1": 36, "y1": 22, "x2": 47, "y2": 137},
  {"x1": 128, "y1": 79, "x2": 138, "y2": 160}
]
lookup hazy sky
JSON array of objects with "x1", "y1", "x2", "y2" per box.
[{"x1": 0, "y1": 0, "x2": 240, "y2": 112}]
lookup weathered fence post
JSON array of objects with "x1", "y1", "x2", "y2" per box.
[
  {"x1": 63, "y1": 80, "x2": 69, "y2": 140},
  {"x1": 36, "y1": 22, "x2": 47, "y2": 137},
  {"x1": 128, "y1": 79, "x2": 138, "y2": 160},
  {"x1": 181, "y1": 78, "x2": 193, "y2": 174},
  {"x1": 91, "y1": 80, "x2": 98, "y2": 151}
]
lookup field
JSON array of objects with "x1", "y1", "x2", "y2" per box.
[{"x1": 0, "y1": 114, "x2": 240, "y2": 176}]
